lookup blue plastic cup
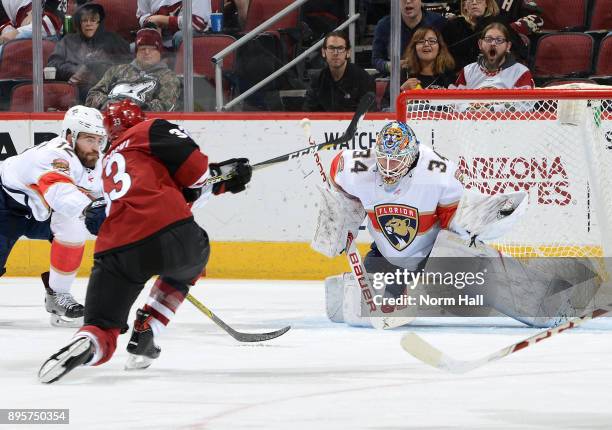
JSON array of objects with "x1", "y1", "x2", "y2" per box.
[{"x1": 210, "y1": 13, "x2": 223, "y2": 33}]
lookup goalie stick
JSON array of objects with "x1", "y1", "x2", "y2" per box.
[
  {"x1": 199, "y1": 92, "x2": 377, "y2": 188},
  {"x1": 299, "y1": 93, "x2": 386, "y2": 329},
  {"x1": 400, "y1": 305, "x2": 612, "y2": 373},
  {"x1": 186, "y1": 293, "x2": 291, "y2": 342}
]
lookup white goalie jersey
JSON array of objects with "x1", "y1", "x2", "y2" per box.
[
  {"x1": 0, "y1": 137, "x2": 101, "y2": 221},
  {"x1": 330, "y1": 145, "x2": 464, "y2": 270}
]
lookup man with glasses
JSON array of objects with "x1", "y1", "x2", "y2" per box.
[
  {"x1": 371, "y1": 0, "x2": 447, "y2": 75},
  {"x1": 451, "y1": 22, "x2": 533, "y2": 90},
  {"x1": 303, "y1": 31, "x2": 375, "y2": 112}
]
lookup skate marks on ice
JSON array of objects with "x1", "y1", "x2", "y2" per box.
[{"x1": 2, "y1": 278, "x2": 612, "y2": 430}]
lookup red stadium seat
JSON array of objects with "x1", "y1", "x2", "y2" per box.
[
  {"x1": 594, "y1": 35, "x2": 612, "y2": 76},
  {"x1": 589, "y1": 0, "x2": 612, "y2": 31},
  {"x1": 175, "y1": 35, "x2": 237, "y2": 108},
  {"x1": 243, "y1": 0, "x2": 301, "y2": 60},
  {"x1": 537, "y1": 0, "x2": 588, "y2": 31},
  {"x1": 211, "y1": 0, "x2": 223, "y2": 14},
  {"x1": 92, "y1": 0, "x2": 139, "y2": 42},
  {"x1": 175, "y1": 34, "x2": 237, "y2": 78},
  {"x1": 0, "y1": 39, "x2": 56, "y2": 79},
  {"x1": 533, "y1": 33, "x2": 594, "y2": 78},
  {"x1": 9, "y1": 82, "x2": 78, "y2": 112},
  {"x1": 243, "y1": 0, "x2": 300, "y2": 32}
]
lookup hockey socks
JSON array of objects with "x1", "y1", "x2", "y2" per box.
[
  {"x1": 141, "y1": 277, "x2": 189, "y2": 338},
  {"x1": 49, "y1": 239, "x2": 85, "y2": 294}
]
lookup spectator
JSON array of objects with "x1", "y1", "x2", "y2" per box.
[
  {"x1": 86, "y1": 28, "x2": 180, "y2": 112},
  {"x1": 137, "y1": 0, "x2": 211, "y2": 49},
  {"x1": 304, "y1": 31, "x2": 375, "y2": 112},
  {"x1": 0, "y1": 0, "x2": 63, "y2": 44},
  {"x1": 442, "y1": 0, "x2": 540, "y2": 72},
  {"x1": 450, "y1": 22, "x2": 534, "y2": 89},
  {"x1": 223, "y1": 0, "x2": 249, "y2": 29},
  {"x1": 47, "y1": 3, "x2": 130, "y2": 101},
  {"x1": 382, "y1": 27, "x2": 456, "y2": 109},
  {"x1": 371, "y1": 0, "x2": 447, "y2": 75}
]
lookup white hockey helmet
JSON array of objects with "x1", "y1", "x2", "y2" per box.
[
  {"x1": 375, "y1": 121, "x2": 419, "y2": 185},
  {"x1": 61, "y1": 105, "x2": 107, "y2": 149}
]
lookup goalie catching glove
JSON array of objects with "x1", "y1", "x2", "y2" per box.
[
  {"x1": 450, "y1": 190, "x2": 528, "y2": 242},
  {"x1": 209, "y1": 158, "x2": 252, "y2": 195},
  {"x1": 83, "y1": 197, "x2": 107, "y2": 235},
  {"x1": 311, "y1": 186, "x2": 365, "y2": 257}
]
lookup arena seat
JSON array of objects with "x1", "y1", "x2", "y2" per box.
[
  {"x1": 9, "y1": 82, "x2": 78, "y2": 112},
  {"x1": 589, "y1": 0, "x2": 612, "y2": 31},
  {"x1": 92, "y1": 0, "x2": 139, "y2": 42},
  {"x1": 0, "y1": 39, "x2": 56, "y2": 79},
  {"x1": 593, "y1": 34, "x2": 612, "y2": 76},
  {"x1": 533, "y1": 33, "x2": 594, "y2": 78},
  {"x1": 537, "y1": 0, "x2": 588, "y2": 31}
]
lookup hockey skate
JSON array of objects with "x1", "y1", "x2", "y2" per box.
[
  {"x1": 38, "y1": 337, "x2": 94, "y2": 384},
  {"x1": 42, "y1": 272, "x2": 84, "y2": 328},
  {"x1": 125, "y1": 309, "x2": 161, "y2": 371}
]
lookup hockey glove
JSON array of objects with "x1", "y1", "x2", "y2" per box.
[
  {"x1": 83, "y1": 197, "x2": 107, "y2": 236},
  {"x1": 209, "y1": 158, "x2": 252, "y2": 195},
  {"x1": 182, "y1": 187, "x2": 202, "y2": 203}
]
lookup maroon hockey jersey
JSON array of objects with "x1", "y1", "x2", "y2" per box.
[{"x1": 95, "y1": 118, "x2": 208, "y2": 254}]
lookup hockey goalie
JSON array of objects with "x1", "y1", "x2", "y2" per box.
[{"x1": 311, "y1": 121, "x2": 603, "y2": 329}]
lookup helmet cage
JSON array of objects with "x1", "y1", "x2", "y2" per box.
[{"x1": 375, "y1": 122, "x2": 419, "y2": 185}]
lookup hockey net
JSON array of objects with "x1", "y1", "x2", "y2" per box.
[{"x1": 397, "y1": 87, "x2": 612, "y2": 259}]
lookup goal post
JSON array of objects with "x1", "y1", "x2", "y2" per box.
[{"x1": 396, "y1": 88, "x2": 612, "y2": 259}]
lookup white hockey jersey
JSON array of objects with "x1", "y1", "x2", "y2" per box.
[
  {"x1": 137, "y1": 0, "x2": 211, "y2": 33},
  {"x1": 330, "y1": 145, "x2": 463, "y2": 270},
  {"x1": 0, "y1": 137, "x2": 102, "y2": 221},
  {"x1": 451, "y1": 56, "x2": 534, "y2": 90},
  {"x1": 0, "y1": 0, "x2": 62, "y2": 36}
]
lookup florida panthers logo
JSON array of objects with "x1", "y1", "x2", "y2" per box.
[{"x1": 374, "y1": 204, "x2": 419, "y2": 251}]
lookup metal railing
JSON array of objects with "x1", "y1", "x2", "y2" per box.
[{"x1": 211, "y1": 0, "x2": 359, "y2": 111}]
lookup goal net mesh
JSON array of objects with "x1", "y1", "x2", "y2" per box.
[{"x1": 396, "y1": 87, "x2": 612, "y2": 260}]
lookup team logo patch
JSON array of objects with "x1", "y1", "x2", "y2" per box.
[
  {"x1": 374, "y1": 204, "x2": 419, "y2": 251},
  {"x1": 51, "y1": 158, "x2": 70, "y2": 173}
]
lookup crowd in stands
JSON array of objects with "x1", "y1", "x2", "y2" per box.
[{"x1": 0, "y1": 0, "x2": 609, "y2": 112}]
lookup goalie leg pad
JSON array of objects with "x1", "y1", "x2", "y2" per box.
[
  {"x1": 324, "y1": 275, "x2": 344, "y2": 323},
  {"x1": 311, "y1": 186, "x2": 365, "y2": 257},
  {"x1": 427, "y1": 230, "x2": 602, "y2": 326}
]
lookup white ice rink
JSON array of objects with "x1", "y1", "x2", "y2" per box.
[{"x1": 2, "y1": 277, "x2": 612, "y2": 430}]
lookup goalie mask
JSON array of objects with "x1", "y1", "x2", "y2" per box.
[{"x1": 375, "y1": 121, "x2": 419, "y2": 185}]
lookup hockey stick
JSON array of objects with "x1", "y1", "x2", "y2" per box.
[
  {"x1": 186, "y1": 293, "x2": 291, "y2": 342},
  {"x1": 300, "y1": 93, "x2": 385, "y2": 329},
  {"x1": 400, "y1": 305, "x2": 612, "y2": 373},
  {"x1": 199, "y1": 92, "x2": 376, "y2": 188}
]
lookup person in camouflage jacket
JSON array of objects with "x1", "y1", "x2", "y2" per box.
[{"x1": 86, "y1": 28, "x2": 180, "y2": 112}]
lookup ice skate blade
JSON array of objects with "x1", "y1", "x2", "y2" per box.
[
  {"x1": 49, "y1": 314, "x2": 83, "y2": 328},
  {"x1": 39, "y1": 338, "x2": 92, "y2": 384},
  {"x1": 125, "y1": 353, "x2": 155, "y2": 371}
]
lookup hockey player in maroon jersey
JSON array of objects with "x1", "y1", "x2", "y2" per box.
[{"x1": 38, "y1": 99, "x2": 252, "y2": 384}]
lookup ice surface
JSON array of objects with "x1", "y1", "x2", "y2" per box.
[{"x1": 1, "y1": 277, "x2": 612, "y2": 430}]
